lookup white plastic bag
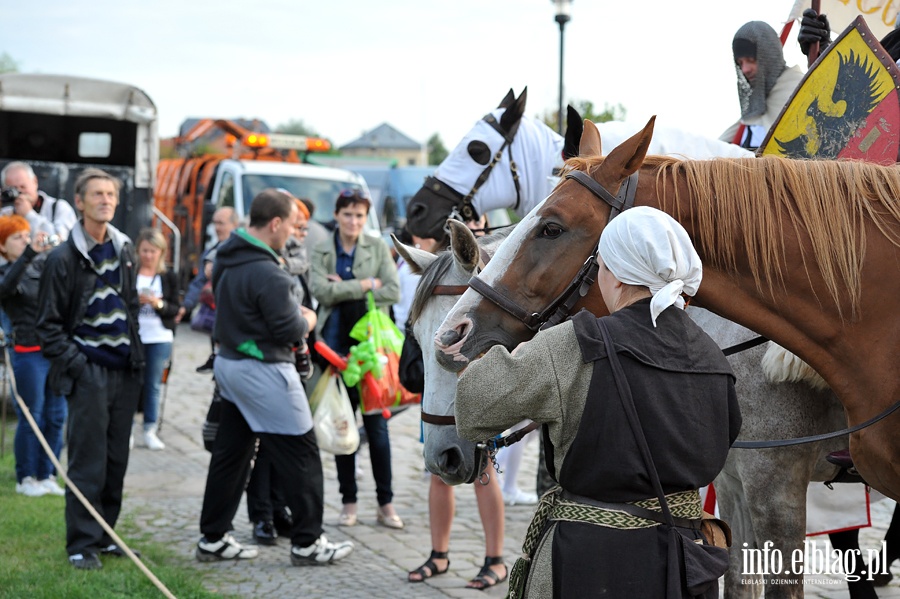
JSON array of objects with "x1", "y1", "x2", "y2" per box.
[{"x1": 312, "y1": 372, "x2": 360, "y2": 455}]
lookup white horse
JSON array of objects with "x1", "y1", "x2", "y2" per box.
[{"x1": 395, "y1": 228, "x2": 513, "y2": 484}]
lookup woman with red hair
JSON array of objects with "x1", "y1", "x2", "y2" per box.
[{"x1": 0, "y1": 214, "x2": 66, "y2": 497}]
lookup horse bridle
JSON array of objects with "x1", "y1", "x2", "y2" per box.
[
  {"x1": 418, "y1": 247, "x2": 539, "y2": 485},
  {"x1": 467, "y1": 169, "x2": 640, "y2": 332},
  {"x1": 432, "y1": 112, "x2": 524, "y2": 229}
]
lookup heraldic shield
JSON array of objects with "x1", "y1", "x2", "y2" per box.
[{"x1": 759, "y1": 15, "x2": 900, "y2": 165}]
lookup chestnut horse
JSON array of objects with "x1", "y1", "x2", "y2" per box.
[{"x1": 434, "y1": 117, "x2": 900, "y2": 501}]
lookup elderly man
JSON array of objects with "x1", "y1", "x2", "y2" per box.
[
  {"x1": 1, "y1": 161, "x2": 78, "y2": 240},
  {"x1": 197, "y1": 188, "x2": 353, "y2": 566},
  {"x1": 36, "y1": 168, "x2": 144, "y2": 570},
  {"x1": 180, "y1": 206, "x2": 238, "y2": 322}
]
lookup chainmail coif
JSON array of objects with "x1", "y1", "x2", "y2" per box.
[{"x1": 732, "y1": 21, "x2": 787, "y2": 120}]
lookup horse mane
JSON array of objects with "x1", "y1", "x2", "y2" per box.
[{"x1": 570, "y1": 154, "x2": 900, "y2": 318}]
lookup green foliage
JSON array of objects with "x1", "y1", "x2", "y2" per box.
[
  {"x1": 0, "y1": 427, "x2": 235, "y2": 599},
  {"x1": 274, "y1": 119, "x2": 319, "y2": 137},
  {"x1": 541, "y1": 100, "x2": 628, "y2": 130},
  {"x1": 0, "y1": 52, "x2": 18, "y2": 74},
  {"x1": 427, "y1": 133, "x2": 448, "y2": 165}
]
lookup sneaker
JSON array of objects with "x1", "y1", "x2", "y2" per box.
[
  {"x1": 144, "y1": 429, "x2": 166, "y2": 451},
  {"x1": 196, "y1": 534, "x2": 258, "y2": 562},
  {"x1": 68, "y1": 552, "x2": 102, "y2": 570},
  {"x1": 253, "y1": 520, "x2": 277, "y2": 546},
  {"x1": 503, "y1": 488, "x2": 538, "y2": 506},
  {"x1": 196, "y1": 353, "x2": 216, "y2": 373},
  {"x1": 290, "y1": 535, "x2": 353, "y2": 566},
  {"x1": 39, "y1": 477, "x2": 65, "y2": 496},
  {"x1": 15, "y1": 476, "x2": 48, "y2": 497}
]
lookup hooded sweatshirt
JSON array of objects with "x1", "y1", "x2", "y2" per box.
[{"x1": 212, "y1": 229, "x2": 308, "y2": 363}]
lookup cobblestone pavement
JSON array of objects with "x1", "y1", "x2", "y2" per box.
[{"x1": 120, "y1": 326, "x2": 900, "y2": 598}]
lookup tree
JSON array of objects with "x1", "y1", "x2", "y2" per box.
[
  {"x1": 0, "y1": 52, "x2": 19, "y2": 74},
  {"x1": 427, "y1": 133, "x2": 448, "y2": 165},
  {"x1": 274, "y1": 119, "x2": 319, "y2": 137},
  {"x1": 541, "y1": 100, "x2": 627, "y2": 131}
]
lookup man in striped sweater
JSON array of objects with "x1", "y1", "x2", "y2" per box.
[{"x1": 36, "y1": 168, "x2": 144, "y2": 571}]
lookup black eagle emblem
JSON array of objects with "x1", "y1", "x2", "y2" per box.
[{"x1": 775, "y1": 49, "x2": 883, "y2": 159}]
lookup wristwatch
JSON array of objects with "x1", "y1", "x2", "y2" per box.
[{"x1": 155, "y1": 298, "x2": 164, "y2": 310}]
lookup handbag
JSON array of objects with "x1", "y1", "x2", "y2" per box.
[
  {"x1": 597, "y1": 318, "x2": 730, "y2": 597},
  {"x1": 398, "y1": 321, "x2": 424, "y2": 394},
  {"x1": 191, "y1": 303, "x2": 216, "y2": 333},
  {"x1": 312, "y1": 370, "x2": 360, "y2": 455}
]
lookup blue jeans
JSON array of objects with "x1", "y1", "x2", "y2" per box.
[
  {"x1": 13, "y1": 350, "x2": 67, "y2": 483},
  {"x1": 141, "y1": 342, "x2": 172, "y2": 428}
]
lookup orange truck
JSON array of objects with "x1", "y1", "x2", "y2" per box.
[{"x1": 153, "y1": 119, "x2": 376, "y2": 285}]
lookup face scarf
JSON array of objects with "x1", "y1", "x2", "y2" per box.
[{"x1": 598, "y1": 206, "x2": 702, "y2": 327}]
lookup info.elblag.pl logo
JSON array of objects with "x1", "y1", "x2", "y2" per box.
[{"x1": 742, "y1": 540, "x2": 890, "y2": 583}]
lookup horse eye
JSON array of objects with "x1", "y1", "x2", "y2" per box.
[
  {"x1": 467, "y1": 141, "x2": 491, "y2": 165},
  {"x1": 540, "y1": 223, "x2": 563, "y2": 238}
]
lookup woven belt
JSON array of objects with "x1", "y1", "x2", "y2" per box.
[{"x1": 508, "y1": 487, "x2": 702, "y2": 599}]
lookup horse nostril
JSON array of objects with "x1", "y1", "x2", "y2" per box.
[{"x1": 437, "y1": 323, "x2": 468, "y2": 349}]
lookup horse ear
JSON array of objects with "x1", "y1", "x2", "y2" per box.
[
  {"x1": 563, "y1": 105, "x2": 583, "y2": 159},
  {"x1": 391, "y1": 234, "x2": 438, "y2": 275},
  {"x1": 602, "y1": 116, "x2": 656, "y2": 180},
  {"x1": 447, "y1": 220, "x2": 480, "y2": 273},
  {"x1": 498, "y1": 88, "x2": 515, "y2": 109},
  {"x1": 499, "y1": 87, "x2": 528, "y2": 133},
  {"x1": 579, "y1": 119, "x2": 603, "y2": 157}
]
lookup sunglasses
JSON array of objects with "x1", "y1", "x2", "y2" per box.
[{"x1": 339, "y1": 189, "x2": 370, "y2": 200}]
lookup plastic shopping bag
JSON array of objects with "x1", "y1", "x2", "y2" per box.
[
  {"x1": 346, "y1": 292, "x2": 421, "y2": 416},
  {"x1": 312, "y1": 370, "x2": 360, "y2": 455}
]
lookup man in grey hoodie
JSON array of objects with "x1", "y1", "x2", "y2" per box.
[{"x1": 196, "y1": 188, "x2": 353, "y2": 566}]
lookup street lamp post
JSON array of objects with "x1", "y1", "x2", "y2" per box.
[{"x1": 553, "y1": 0, "x2": 572, "y2": 134}]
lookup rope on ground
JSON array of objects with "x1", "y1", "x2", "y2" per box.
[{"x1": 3, "y1": 346, "x2": 177, "y2": 599}]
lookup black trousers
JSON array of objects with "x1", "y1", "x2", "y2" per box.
[
  {"x1": 200, "y1": 398, "x2": 324, "y2": 547},
  {"x1": 65, "y1": 363, "x2": 141, "y2": 555},
  {"x1": 245, "y1": 440, "x2": 287, "y2": 522}
]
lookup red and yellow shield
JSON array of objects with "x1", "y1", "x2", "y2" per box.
[{"x1": 759, "y1": 16, "x2": 900, "y2": 165}]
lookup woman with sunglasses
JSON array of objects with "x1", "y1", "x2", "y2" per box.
[{"x1": 309, "y1": 189, "x2": 402, "y2": 529}]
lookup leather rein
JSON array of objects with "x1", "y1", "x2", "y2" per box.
[{"x1": 462, "y1": 167, "x2": 900, "y2": 451}]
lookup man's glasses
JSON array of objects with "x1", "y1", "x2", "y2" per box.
[{"x1": 339, "y1": 189, "x2": 369, "y2": 200}]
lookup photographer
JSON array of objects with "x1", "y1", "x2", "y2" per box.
[{"x1": 1, "y1": 162, "x2": 77, "y2": 241}]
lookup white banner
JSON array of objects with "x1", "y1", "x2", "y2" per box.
[{"x1": 789, "y1": 0, "x2": 900, "y2": 40}]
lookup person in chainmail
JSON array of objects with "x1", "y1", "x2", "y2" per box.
[{"x1": 719, "y1": 21, "x2": 804, "y2": 149}]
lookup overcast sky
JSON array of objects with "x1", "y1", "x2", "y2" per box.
[{"x1": 5, "y1": 1, "x2": 823, "y2": 149}]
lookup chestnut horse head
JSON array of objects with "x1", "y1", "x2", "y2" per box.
[{"x1": 436, "y1": 117, "x2": 900, "y2": 500}]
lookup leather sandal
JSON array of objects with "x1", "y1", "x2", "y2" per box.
[
  {"x1": 408, "y1": 550, "x2": 449, "y2": 582},
  {"x1": 466, "y1": 556, "x2": 507, "y2": 590}
]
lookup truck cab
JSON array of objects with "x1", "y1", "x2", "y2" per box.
[{"x1": 207, "y1": 159, "x2": 378, "y2": 250}]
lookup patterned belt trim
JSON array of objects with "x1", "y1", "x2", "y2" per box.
[
  {"x1": 507, "y1": 487, "x2": 701, "y2": 599},
  {"x1": 552, "y1": 489, "x2": 702, "y2": 530}
]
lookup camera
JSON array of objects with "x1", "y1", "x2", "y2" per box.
[
  {"x1": 0, "y1": 187, "x2": 20, "y2": 207},
  {"x1": 43, "y1": 234, "x2": 61, "y2": 249}
]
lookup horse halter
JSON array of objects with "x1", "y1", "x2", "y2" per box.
[
  {"x1": 447, "y1": 112, "x2": 524, "y2": 227},
  {"x1": 467, "y1": 170, "x2": 640, "y2": 332}
]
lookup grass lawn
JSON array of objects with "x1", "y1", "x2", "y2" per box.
[{"x1": 0, "y1": 421, "x2": 233, "y2": 599}]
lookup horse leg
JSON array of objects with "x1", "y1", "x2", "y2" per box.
[
  {"x1": 741, "y1": 449, "x2": 811, "y2": 599},
  {"x1": 873, "y1": 502, "x2": 900, "y2": 586},
  {"x1": 829, "y1": 529, "x2": 877, "y2": 599},
  {"x1": 714, "y1": 455, "x2": 761, "y2": 599}
]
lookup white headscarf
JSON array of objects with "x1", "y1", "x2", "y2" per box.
[{"x1": 598, "y1": 206, "x2": 702, "y2": 327}]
